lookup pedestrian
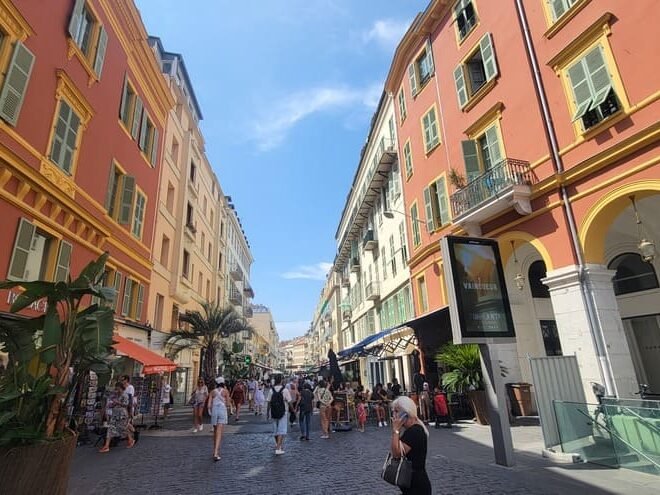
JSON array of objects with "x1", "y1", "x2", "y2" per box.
[
  {"x1": 254, "y1": 382, "x2": 265, "y2": 415},
  {"x1": 247, "y1": 377, "x2": 257, "y2": 412},
  {"x1": 288, "y1": 380, "x2": 300, "y2": 428},
  {"x1": 270, "y1": 375, "x2": 292, "y2": 455},
  {"x1": 356, "y1": 396, "x2": 367, "y2": 432},
  {"x1": 298, "y1": 382, "x2": 313, "y2": 441},
  {"x1": 419, "y1": 382, "x2": 431, "y2": 423},
  {"x1": 99, "y1": 381, "x2": 134, "y2": 452},
  {"x1": 263, "y1": 381, "x2": 272, "y2": 420},
  {"x1": 121, "y1": 375, "x2": 135, "y2": 418},
  {"x1": 208, "y1": 377, "x2": 229, "y2": 461},
  {"x1": 313, "y1": 380, "x2": 333, "y2": 439},
  {"x1": 162, "y1": 376, "x2": 172, "y2": 420},
  {"x1": 391, "y1": 378, "x2": 402, "y2": 397},
  {"x1": 390, "y1": 396, "x2": 431, "y2": 495},
  {"x1": 371, "y1": 383, "x2": 389, "y2": 427},
  {"x1": 230, "y1": 380, "x2": 245, "y2": 422},
  {"x1": 190, "y1": 377, "x2": 208, "y2": 432}
]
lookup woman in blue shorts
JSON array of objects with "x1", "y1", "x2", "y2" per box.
[{"x1": 208, "y1": 377, "x2": 229, "y2": 461}]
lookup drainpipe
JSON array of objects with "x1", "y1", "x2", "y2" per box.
[{"x1": 515, "y1": 0, "x2": 617, "y2": 397}]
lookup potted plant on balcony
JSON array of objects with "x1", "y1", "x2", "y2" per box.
[
  {"x1": 0, "y1": 254, "x2": 116, "y2": 494},
  {"x1": 448, "y1": 167, "x2": 467, "y2": 190}
]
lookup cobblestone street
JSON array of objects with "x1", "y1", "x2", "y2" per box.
[{"x1": 68, "y1": 407, "x2": 660, "y2": 495}]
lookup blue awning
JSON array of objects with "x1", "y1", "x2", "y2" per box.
[{"x1": 337, "y1": 323, "x2": 405, "y2": 359}]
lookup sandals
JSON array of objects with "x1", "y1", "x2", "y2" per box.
[
  {"x1": 213, "y1": 455, "x2": 221, "y2": 462},
  {"x1": 98, "y1": 447, "x2": 110, "y2": 453}
]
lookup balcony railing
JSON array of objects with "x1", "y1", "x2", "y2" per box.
[
  {"x1": 362, "y1": 230, "x2": 378, "y2": 251},
  {"x1": 366, "y1": 281, "x2": 380, "y2": 301},
  {"x1": 350, "y1": 256, "x2": 361, "y2": 273},
  {"x1": 450, "y1": 158, "x2": 532, "y2": 219},
  {"x1": 374, "y1": 136, "x2": 397, "y2": 167},
  {"x1": 229, "y1": 264, "x2": 243, "y2": 281},
  {"x1": 229, "y1": 286, "x2": 243, "y2": 306},
  {"x1": 243, "y1": 283, "x2": 254, "y2": 298}
]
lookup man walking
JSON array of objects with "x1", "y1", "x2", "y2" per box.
[
  {"x1": 270, "y1": 375, "x2": 291, "y2": 455},
  {"x1": 247, "y1": 377, "x2": 257, "y2": 412},
  {"x1": 298, "y1": 382, "x2": 313, "y2": 441}
]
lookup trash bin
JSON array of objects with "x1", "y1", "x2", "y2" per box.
[{"x1": 507, "y1": 383, "x2": 533, "y2": 416}]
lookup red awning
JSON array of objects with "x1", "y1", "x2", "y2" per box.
[{"x1": 112, "y1": 335, "x2": 177, "y2": 374}]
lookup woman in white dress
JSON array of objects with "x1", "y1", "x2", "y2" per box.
[{"x1": 208, "y1": 377, "x2": 229, "y2": 461}]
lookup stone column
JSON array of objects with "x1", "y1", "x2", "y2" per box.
[{"x1": 543, "y1": 264, "x2": 638, "y2": 400}]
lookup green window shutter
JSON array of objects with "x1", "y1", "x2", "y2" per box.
[
  {"x1": 408, "y1": 63, "x2": 418, "y2": 96},
  {"x1": 484, "y1": 125, "x2": 503, "y2": 166},
  {"x1": 428, "y1": 109, "x2": 438, "y2": 146},
  {"x1": 132, "y1": 192, "x2": 145, "y2": 238},
  {"x1": 567, "y1": 58, "x2": 592, "y2": 121},
  {"x1": 93, "y1": 26, "x2": 108, "y2": 77},
  {"x1": 131, "y1": 97, "x2": 143, "y2": 140},
  {"x1": 54, "y1": 240, "x2": 72, "y2": 282},
  {"x1": 404, "y1": 143, "x2": 413, "y2": 177},
  {"x1": 105, "y1": 161, "x2": 116, "y2": 211},
  {"x1": 138, "y1": 111, "x2": 148, "y2": 151},
  {"x1": 150, "y1": 127, "x2": 159, "y2": 166},
  {"x1": 118, "y1": 175, "x2": 135, "y2": 225},
  {"x1": 411, "y1": 204, "x2": 420, "y2": 246},
  {"x1": 435, "y1": 178, "x2": 450, "y2": 225},
  {"x1": 422, "y1": 113, "x2": 431, "y2": 150},
  {"x1": 121, "y1": 278, "x2": 133, "y2": 316},
  {"x1": 8, "y1": 218, "x2": 35, "y2": 280},
  {"x1": 585, "y1": 46, "x2": 612, "y2": 108},
  {"x1": 461, "y1": 140, "x2": 481, "y2": 182},
  {"x1": 398, "y1": 89, "x2": 406, "y2": 119},
  {"x1": 112, "y1": 271, "x2": 122, "y2": 311},
  {"x1": 423, "y1": 186, "x2": 435, "y2": 233},
  {"x1": 68, "y1": 0, "x2": 85, "y2": 39},
  {"x1": 480, "y1": 33, "x2": 498, "y2": 82},
  {"x1": 135, "y1": 284, "x2": 144, "y2": 320},
  {"x1": 119, "y1": 75, "x2": 128, "y2": 121},
  {"x1": 453, "y1": 65, "x2": 468, "y2": 108},
  {"x1": 0, "y1": 42, "x2": 35, "y2": 126},
  {"x1": 425, "y1": 39, "x2": 434, "y2": 74}
]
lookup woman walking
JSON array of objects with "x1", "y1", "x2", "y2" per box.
[
  {"x1": 190, "y1": 377, "x2": 208, "y2": 432},
  {"x1": 390, "y1": 396, "x2": 432, "y2": 495},
  {"x1": 254, "y1": 382, "x2": 266, "y2": 415},
  {"x1": 99, "y1": 381, "x2": 134, "y2": 452},
  {"x1": 230, "y1": 380, "x2": 245, "y2": 421},
  {"x1": 208, "y1": 377, "x2": 229, "y2": 461},
  {"x1": 314, "y1": 380, "x2": 333, "y2": 439}
]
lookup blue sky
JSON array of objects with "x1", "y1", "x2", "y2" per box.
[{"x1": 135, "y1": 0, "x2": 427, "y2": 340}]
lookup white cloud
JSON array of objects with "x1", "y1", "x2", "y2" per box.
[
  {"x1": 252, "y1": 83, "x2": 382, "y2": 151},
  {"x1": 362, "y1": 18, "x2": 411, "y2": 49},
  {"x1": 281, "y1": 262, "x2": 333, "y2": 281}
]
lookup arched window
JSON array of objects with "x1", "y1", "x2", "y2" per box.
[
  {"x1": 528, "y1": 260, "x2": 550, "y2": 298},
  {"x1": 608, "y1": 253, "x2": 659, "y2": 296}
]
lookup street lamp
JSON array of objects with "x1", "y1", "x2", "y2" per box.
[
  {"x1": 630, "y1": 195, "x2": 656, "y2": 263},
  {"x1": 384, "y1": 209, "x2": 426, "y2": 225}
]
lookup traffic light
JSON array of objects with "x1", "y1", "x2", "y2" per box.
[{"x1": 244, "y1": 355, "x2": 252, "y2": 365}]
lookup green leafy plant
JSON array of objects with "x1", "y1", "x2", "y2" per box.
[
  {"x1": 435, "y1": 343, "x2": 483, "y2": 393},
  {"x1": 448, "y1": 168, "x2": 467, "y2": 190},
  {"x1": 0, "y1": 254, "x2": 115, "y2": 446}
]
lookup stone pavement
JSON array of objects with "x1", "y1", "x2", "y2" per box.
[{"x1": 68, "y1": 406, "x2": 660, "y2": 495}]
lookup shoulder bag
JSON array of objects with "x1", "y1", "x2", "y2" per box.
[{"x1": 381, "y1": 440, "x2": 412, "y2": 489}]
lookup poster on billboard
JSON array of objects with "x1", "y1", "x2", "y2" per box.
[{"x1": 440, "y1": 236, "x2": 515, "y2": 344}]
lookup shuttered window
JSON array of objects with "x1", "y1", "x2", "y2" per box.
[
  {"x1": 423, "y1": 187, "x2": 435, "y2": 233},
  {"x1": 68, "y1": 0, "x2": 107, "y2": 76},
  {"x1": 121, "y1": 278, "x2": 133, "y2": 316},
  {"x1": 398, "y1": 89, "x2": 407, "y2": 122},
  {"x1": 410, "y1": 204, "x2": 421, "y2": 247},
  {"x1": 421, "y1": 107, "x2": 440, "y2": 152},
  {"x1": 389, "y1": 235, "x2": 397, "y2": 277},
  {"x1": 403, "y1": 141, "x2": 413, "y2": 179},
  {"x1": 132, "y1": 192, "x2": 146, "y2": 239},
  {"x1": 548, "y1": 0, "x2": 578, "y2": 22},
  {"x1": 409, "y1": 40, "x2": 434, "y2": 97},
  {"x1": 131, "y1": 97, "x2": 143, "y2": 140},
  {"x1": 433, "y1": 177, "x2": 450, "y2": 227},
  {"x1": 8, "y1": 218, "x2": 36, "y2": 280},
  {"x1": 135, "y1": 284, "x2": 144, "y2": 320},
  {"x1": 455, "y1": 0, "x2": 477, "y2": 41},
  {"x1": 476, "y1": 124, "x2": 503, "y2": 170},
  {"x1": 399, "y1": 222, "x2": 408, "y2": 265},
  {"x1": 0, "y1": 42, "x2": 35, "y2": 126},
  {"x1": 54, "y1": 240, "x2": 72, "y2": 283},
  {"x1": 454, "y1": 33, "x2": 499, "y2": 109},
  {"x1": 7, "y1": 219, "x2": 69, "y2": 282},
  {"x1": 50, "y1": 101, "x2": 81, "y2": 174},
  {"x1": 461, "y1": 140, "x2": 481, "y2": 182},
  {"x1": 118, "y1": 175, "x2": 136, "y2": 225},
  {"x1": 119, "y1": 77, "x2": 136, "y2": 127},
  {"x1": 112, "y1": 271, "x2": 122, "y2": 312}
]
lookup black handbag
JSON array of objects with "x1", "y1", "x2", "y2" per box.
[{"x1": 381, "y1": 441, "x2": 412, "y2": 489}]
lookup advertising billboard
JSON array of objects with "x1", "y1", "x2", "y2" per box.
[{"x1": 440, "y1": 236, "x2": 515, "y2": 344}]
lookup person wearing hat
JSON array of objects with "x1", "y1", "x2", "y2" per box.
[{"x1": 208, "y1": 377, "x2": 229, "y2": 461}]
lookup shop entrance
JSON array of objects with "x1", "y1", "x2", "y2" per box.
[
  {"x1": 172, "y1": 367, "x2": 189, "y2": 405},
  {"x1": 623, "y1": 315, "x2": 660, "y2": 393}
]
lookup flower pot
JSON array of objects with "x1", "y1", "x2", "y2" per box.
[
  {"x1": 467, "y1": 390, "x2": 489, "y2": 425},
  {"x1": 0, "y1": 433, "x2": 77, "y2": 495}
]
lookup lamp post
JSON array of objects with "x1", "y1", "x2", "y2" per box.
[{"x1": 384, "y1": 210, "x2": 426, "y2": 225}]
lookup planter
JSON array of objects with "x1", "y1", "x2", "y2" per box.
[
  {"x1": 507, "y1": 382, "x2": 534, "y2": 416},
  {"x1": 0, "y1": 433, "x2": 77, "y2": 495},
  {"x1": 467, "y1": 390, "x2": 489, "y2": 425}
]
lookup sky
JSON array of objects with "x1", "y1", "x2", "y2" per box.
[{"x1": 135, "y1": 0, "x2": 428, "y2": 340}]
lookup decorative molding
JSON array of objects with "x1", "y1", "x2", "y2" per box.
[
  {"x1": 39, "y1": 160, "x2": 76, "y2": 198},
  {"x1": 547, "y1": 12, "x2": 613, "y2": 71},
  {"x1": 55, "y1": 70, "x2": 94, "y2": 125},
  {"x1": 66, "y1": 39, "x2": 99, "y2": 88},
  {"x1": 464, "y1": 101, "x2": 505, "y2": 137},
  {"x1": 0, "y1": 0, "x2": 33, "y2": 40},
  {"x1": 544, "y1": 0, "x2": 593, "y2": 40}
]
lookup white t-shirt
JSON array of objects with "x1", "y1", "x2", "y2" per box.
[
  {"x1": 162, "y1": 384, "x2": 172, "y2": 403},
  {"x1": 126, "y1": 384, "x2": 135, "y2": 396},
  {"x1": 272, "y1": 385, "x2": 292, "y2": 403}
]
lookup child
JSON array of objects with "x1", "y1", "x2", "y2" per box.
[
  {"x1": 356, "y1": 397, "x2": 367, "y2": 432},
  {"x1": 254, "y1": 383, "x2": 265, "y2": 415}
]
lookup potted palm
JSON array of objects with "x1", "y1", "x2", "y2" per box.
[{"x1": 0, "y1": 254, "x2": 115, "y2": 494}]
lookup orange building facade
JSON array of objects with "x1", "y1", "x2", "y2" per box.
[
  {"x1": 0, "y1": 0, "x2": 173, "y2": 348},
  {"x1": 387, "y1": 0, "x2": 660, "y2": 399}
]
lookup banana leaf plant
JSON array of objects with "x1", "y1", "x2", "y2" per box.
[{"x1": 0, "y1": 253, "x2": 116, "y2": 446}]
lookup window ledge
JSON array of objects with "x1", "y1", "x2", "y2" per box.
[
  {"x1": 457, "y1": 22, "x2": 480, "y2": 48},
  {"x1": 424, "y1": 141, "x2": 441, "y2": 156},
  {"x1": 412, "y1": 76, "x2": 434, "y2": 100},
  {"x1": 67, "y1": 39, "x2": 98, "y2": 87},
  {"x1": 462, "y1": 78, "x2": 497, "y2": 113},
  {"x1": 40, "y1": 160, "x2": 76, "y2": 198},
  {"x1": 579, "y1": 109, "x2": 629, "y2": 141},
  {"x1": 544, "y1": 0, "x2": 592, "y2": 40}
]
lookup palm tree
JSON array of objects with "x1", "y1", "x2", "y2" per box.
[{"x1": 166, "y1": 302, "x2": 252, "y2": 382}]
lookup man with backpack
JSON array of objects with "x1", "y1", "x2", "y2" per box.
[{"x1": 270, "y1": 375, "x2": 292, "y2": 455}]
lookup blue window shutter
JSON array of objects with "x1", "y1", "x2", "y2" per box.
[
  {"x1": 480, "y1": 33, "x2": 498, "y2": 82},
  {"x1": 453, "y1": 65, "x2": 468, "y2": 108},
  {"x1": 68, "y1": 0, "x2": 85, "y2": 39},
  {"x1": 0, "y1": 42, "x2": 35, "y2": 126},
  {"x1": 93, "y1": 26, "x2": 108, "y2": 77}
]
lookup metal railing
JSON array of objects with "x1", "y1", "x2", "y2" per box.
[
  {"x1": 362, "y1": 230, "x2": 377, "y2": 249},
  {"x1": 366, "y1": 281, "x2": 380, "y2": 300},
  {"x1": 450, "y1": 158, "x2": 532, "y2": 218}
]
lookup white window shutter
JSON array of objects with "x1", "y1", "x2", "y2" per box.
[
  {"x1": 68, "y1": 0, "x2": 86, "y2": 39},
  {"x1": 480, "y1": 33, "x2": 498, "y2": 81},
  {"x1": 408, "y1": 63, "x2": 418, "y2": 96},
  {"x1": 93, "y1": 26, "x2": 108, "y2": 77},
  {"x1": 8, "y1": 218, "x2": 36, "y2": 280},
  {"x1": 54, "y1": 240, "x2": 73, "y2": 282},
  {"x1": 0, "y1": 42, "x2": 35, "y2": 126},
  {"x1": 423, "y1": 186, "x2": 435, "y2": 233},
  {"x1": 425, "y1": 39, "x2": 434, "y2": 74},
  {"x1": 453, "y1": 65, "x2": 468, "y2": 108}
]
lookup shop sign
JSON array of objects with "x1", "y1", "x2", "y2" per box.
[
  {"x1": 5, "y1": 290, "x2": 48, "y2": 314},
  {"x1": 440, "y1": 236, "x2": 515, "y2": 344}
]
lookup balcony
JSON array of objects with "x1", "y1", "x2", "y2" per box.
[
  {"x1": 362, "y1": 230, "x2": 378, "y2": 251},
  {"x1": 230, "y1": 264, "x2": 243, "y2": 281},
  {"x1": 375, "y1": 136, "x2": 397, "y2": 168},
  {"x1": 243, "y1": 283, "x2": 254, "y2": 298},
  {"x1": 184, "y1": 222, "x2": 197, "y2": 241},
  {"x1": 244, "y1": 306, "x2": 253, "y2": 318},
  {"x1": 340, "y1": 273, "x2": 350, "y2": 285},
  {"x1": 365, "y1": 281, "x2": 380, "y2": 301},
  {"x1": 349, "y1": 257, "x2": 360, "y2": 273},
  {"x1": 342, "y1": 309, "x2": 352, "y2": 321},
  {"x1": 450, "y1": 158, "x2": 533, "y2": 236},
  {"x1": 229, "y1": 285, "x2": 243, "y2": 306}
]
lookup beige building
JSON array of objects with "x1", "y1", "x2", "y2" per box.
[
  {"x1": 280, "y1": 337, "x2": 307, "y2": 373},
  {"x1": 246, "y1": 304, "x2": 280, "y2": 370}
]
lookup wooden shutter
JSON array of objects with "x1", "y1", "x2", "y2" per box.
[
  {"x1": 453, "y1": 65, "x2": 468, "y2": 108},
  {"x1": 131, "y1": 97, "x2": 143, "y2": 139},
  {"x1": 54, "y1": 240, "x2": 72, "y2": 282},
  {"x1": 68, "y1": 0, "x2": 86, "y2": 39},
  {"x1": 121, "y1": 278, "x2": 133, "y2": 316},
  {"x1": 585, "y1": 46, "x2": 612, "y2": 108},
  {"x1": 423, "y1": 186, "x2": 435, "y2": 233},
  {"x1": 480, "y1": 33, "x2": 498, "y2": 82},
  {"x1": 8, "y1": 218, "x2": 35, "y2": 280},
  {"x1": 408, "y1": 63, "x2": 418, "y2": 96},
  {"x1": 0, "y1": 42, "x2": 35, "y2": 126},
  {"x1": 112, "y1": 271, "x2": 122, "y2": 311},
  {"x1": 484, "y1": 125, "x2": 503, "y2": 166},
  {"x1": 132, "y1": 192, "x2": 145, "y2": 238},
  {"x1": 135, "y1": 284, "x2": 144, "y2": 320},
  {"x1": 93, "y1": 26, "x2": 108, "y2": 77},
  {"x1": 105, "y1": 161, "x2": 116, "y2": 211},
  {"x1": 150, "y1": 127, "x2": 159, "y2": 166},
  {"x1": 118, "y1": 175, "x2": 135, "y2": 225},
  {"x1": 119, "y1": 75, "x2": 128, "y2": 121},
  {"x1": 435, "y1": 178, "x2": 450, "y2": 225},
  {"x1": 138, "y1": 111, "x2": 148, "y2": 151},
  {"x1": 461, "y1": 140, "x2": 481, "y2": 182},
  {"x1": 425, "y1": 39, "x2": 434, "y2": 74},
  {"x1": 567, "y1": 58, "x2": 592, "y2": 121}
]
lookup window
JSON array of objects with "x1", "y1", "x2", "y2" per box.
[
  {"x1": 198, "y1": 271, "x2": 203, "y2": 293},
  {"x1": 160, "y1": 235, "x2": 170, "y2": 268},
  {"x1": 608, "y1": 253, "x2": 659, "y2": 296},
  {"x1": 528, "y1": 260, "x2": 550, "y2": 298},
  {"x1": 403, "y1": 141, "x2": 413, "y2": 179},
  {"x1": 454, "y1": 33, "x2": 498, "y2": 109},
  {"x1": 186, "y1": 202, "x2": 194, "y2": 228},
  {"x1": 121, "y1": 278, "x2": 144, "y2": 320},
  {"x1": 548, "y1": 0, "x2": 579, "y2": 22},
  {"x1": 208, "y1": 242, "x2": 212, "y2": 262},
  {"x1": 154, "y1": 293, "x2": 164, "y2": 331},
  {"x1": 105, "y1": 163, "x2": 136, "y2": 225},
  {"x1": 0, "y1": 41, "x2": 35, "y2": 126},
  {"x1": 540, "y1": 320, "x2": 563, "y2": 356},
  {"x1": 423, "y1": 177, "x2": 450, "y2": 232},
  {"x1": 410, "y1": 203, "x2": 421, "y2": 247},
  {"x1": 138, "y1": 111, "x2": 159, "y2": 166},
  {"x1": 171, "y1": 137, "x2": 179, "y2": 166},
  {"x1": 50, "y1": 100, "x2": 81, "y2": 174},
  {"x1": 399, "y1": 222, "x2": 408, "y2": 265},
  {"x1": 389, "y1": 235, "x2": 397, "y2": 277},
  {"x1": 461, "y1": 123, "x2": 503, "y2": 182},
  {"x1": 381, "y1": 246, "x2": 388, "y2": 281},
  {"x1": 417, "y1": 276, "x2": 429, "y2": 313},
  {"x1": 111, "y1": 271, "x2": 122, "y2": 312},
  {"x1": 190, "y1": 161, "x2": 197, "y2": 183},
  {"x1": 408, "y1": 40, "x2": 434, "y2": 97},
  {"x1": 131, "y1": 191, "x2": 146, "y2": 239},
  {"x1": 421, "y1": 106, "x2": 440, "y2": 152},
  {"x1": 119, "y1": 78, "x2": 136, "y2": 129},
  {"x1": 388, "y1": 117, "x2": 395, "y2": 143},
  {"x1": 166, "y1": 182, "x2": 175, "y2": 213},
  {"x1": 454, "y1": 0, "x2": 477, "y2": 42},
  {"x1": 7, "y1": 218, "x2": 72, "y2": 282},
  {"x1": 68, "y1": 0, "x2": 108, "y2": 77},
  {"x1": 397, "y1": 88, "x2": 407, "y2": 122},
  {"x1": 566, "y1": 45, "x2": 620, "y2": 131},
  {"x1": 182, "y1": 249, "x2": 190, "y2": 279}
]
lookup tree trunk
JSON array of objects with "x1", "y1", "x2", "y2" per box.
[{"x1": 202, "y1": 346, "x2": 217, "y2": 382}]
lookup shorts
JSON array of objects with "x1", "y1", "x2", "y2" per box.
[
  {"x1": 210, "y1": 405, "x2": 228, "y2": 425},
  {"x1": 272, "y1": 417, "x2": 287, "y2": 436},
  {"x1": 248, "y1": 390, "x2": 255, "y2": 401}
]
